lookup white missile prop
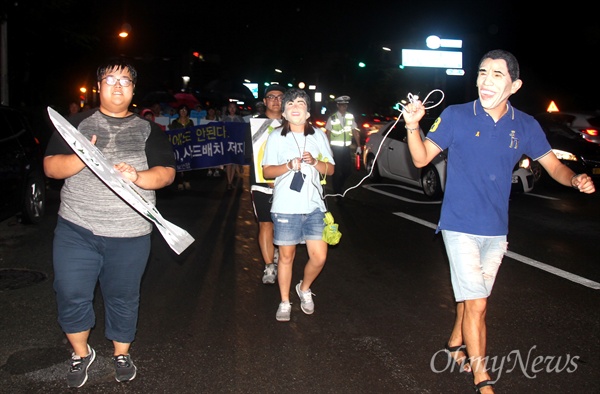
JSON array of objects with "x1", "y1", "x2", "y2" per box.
[{"x1": 47, "y1": 107, "x2": 194, "y2": 255}]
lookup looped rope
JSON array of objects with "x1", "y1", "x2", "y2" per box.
[
  {"x1": 400, "y1": 89, "x2": 445, "y2": 113},
  {"x1": 323, "y1": 88, "x2": 446, "y2": 201}
]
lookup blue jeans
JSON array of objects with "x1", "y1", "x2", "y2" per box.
[
  {"x1": 272, "y1": 209, "x2": 325, "y2": 246},
  {"x1": 442, "y1": 230, "x2": 507, "y2": 301},
  {"x1": 53, "y1": 216, "x2": 151, "y2": 343}
]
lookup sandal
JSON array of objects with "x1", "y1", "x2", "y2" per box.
[
  {"x1": 445, "y1": 343, "x2": 472, "y2": 373},
  {"x1": 474, "y1": 379, "x2": 494, "y2": 393}
]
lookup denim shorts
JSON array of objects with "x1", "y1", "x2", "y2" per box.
[
  {"x1": 442, "y1": 230, "x2": 508, "y2": 302},
  {"x1": 53, "y1": 216, "x2": 151, "y2": 343},
  {"x1": 272, "y1": 209, "x2": 325, "y2": 246}
]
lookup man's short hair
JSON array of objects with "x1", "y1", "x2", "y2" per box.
[{"x1": 479, "y1": 49, "x2": 520, "y2": 81}]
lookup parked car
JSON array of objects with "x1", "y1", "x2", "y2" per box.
[
  {"x1": 530, "y1": 115, "x2": 600, "y2": 183},
  {"x1": 535, "y1": 111, "x2": 600, "y2": 145},
  {"x1": 363, "y1": 120, "x2": 535, "y2": 198},
  {"x1": 357, "y1": 113, "x2": 397, "y2": 142},
  {"x1": 0, "y1": 105, "x2": 46, "y2": 223}
]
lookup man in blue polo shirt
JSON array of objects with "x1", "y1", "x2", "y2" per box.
[{"x1": 403, "y1": 49, "x2": 595, "y2": 394}]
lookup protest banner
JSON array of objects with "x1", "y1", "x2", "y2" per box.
[{"x1": 165, "y1": 122, "x2": 249, "y2": 172}]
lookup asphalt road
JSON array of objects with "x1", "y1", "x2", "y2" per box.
[{"x1": 0, "y1": 168, "x2": 599, "y2": 393}]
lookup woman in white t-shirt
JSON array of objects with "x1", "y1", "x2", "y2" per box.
[{"x1": 262, "y1": 89, "x2": 335, "y2": 322}]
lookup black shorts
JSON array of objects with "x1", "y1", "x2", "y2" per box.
[{"x1": 251, "y1": 187, "x2": 273, "y2": 222}]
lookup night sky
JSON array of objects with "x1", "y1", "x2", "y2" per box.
[{"x1": 4, "y1": 0, "x2": 596, "y2": 115}]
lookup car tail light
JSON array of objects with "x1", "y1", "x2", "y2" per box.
[
  {"x1": 314, "y1": 119, "x2": 326, "y2": 127},
  {"x1": 581, "y1": 128, "x2": 599, "y2": 137}
]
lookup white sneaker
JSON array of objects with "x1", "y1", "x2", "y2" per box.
[
  {"x1": 296, "y1": 281, "x2": 314, "y2": 315},
  {"x1": 276, "y1": 301, "x2": 291, "y2": 321},
  {"x1": 207, "y1": 169, "x2": 213, "y2": 176},
  {"x1": 262, "y1": 263, "x2": 276, "y2": 284}
]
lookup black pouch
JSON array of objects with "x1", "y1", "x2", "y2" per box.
[{"x1": 289, "y1": 171, "x2": 306, "y2": 192}]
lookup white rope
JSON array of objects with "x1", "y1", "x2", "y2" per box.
[{"x1": 324, "y1": 89, "x2": 446, "y2": 200}]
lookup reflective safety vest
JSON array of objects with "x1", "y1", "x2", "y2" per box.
[{"x1": 329, "y1": 113, "x2": 354, "y2": 147}]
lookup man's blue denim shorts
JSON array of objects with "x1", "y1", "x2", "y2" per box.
[
  {"x1": 272, "y1": 209, "x2": 325, "y2": 246},
  {"x1": 442, "y1": 230, "x2": 508, "y2": 301}
]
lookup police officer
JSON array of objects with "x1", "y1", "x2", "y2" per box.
[{"x1": 325, "y1": 95, "x2": 361, "y2": 202}]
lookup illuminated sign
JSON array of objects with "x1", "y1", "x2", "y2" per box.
[
  {"x1": 402, "y1": 49, "x2": 462, "y2": 69},
  {"x1": 547, "y1": 101, "x2": 559, "y2": 113},
  {"x1": 243, "y1": 83, "x2": 258, "y2": 99},
  {"x1": 446, "y1": 69, "x2": 465, "y2": 76}
]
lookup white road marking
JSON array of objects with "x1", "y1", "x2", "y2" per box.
[
  {"x1": 362, "y1": 184, "x2": 441, "y2": 204},
  {"x1": 523, "y1": 192, "x2": 560, "y2": 200}
]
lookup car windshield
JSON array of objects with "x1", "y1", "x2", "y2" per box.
[
  {"x1": 540, "y1": 121, "x2": 581, "y2": 140},
  {"x1": 586, "y1": 115, "x2": 600, "y2": 128}
]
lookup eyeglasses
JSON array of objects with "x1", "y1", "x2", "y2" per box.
[
  {"x1": 102, "y1": 76, "x2": 133, "y2": 87},
  {"x1": 266, "y1": 95, "x2": 283, "y2": 101}
]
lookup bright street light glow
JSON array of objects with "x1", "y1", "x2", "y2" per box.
[
  {"x1": 426, "y1": 35, "x2": 462, "y2": 49},
  {"x1": 440, "y1": 39, "x2": 462, "y2": 48},
  {"x1": 426, "y1": 35, "x2": 441, "y2": 49}
]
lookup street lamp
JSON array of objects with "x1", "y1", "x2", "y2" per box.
[
  {"x1": 119, "y1": 23, "x2": 132, "y2": 38},
  {"x1": 181, "y1": 76, "x2": 190, "y2": 91},
  {"x1": 79, "y1": 87, "x2": 87, "y2": 107}
]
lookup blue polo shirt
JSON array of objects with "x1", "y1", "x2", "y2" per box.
[{"x1": 426, "y1": 100, "x2": 551, "y2": 236}]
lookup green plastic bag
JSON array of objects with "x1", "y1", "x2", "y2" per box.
[{"x1": 322, "y1": 212, "x2": 342, "y2": 245}]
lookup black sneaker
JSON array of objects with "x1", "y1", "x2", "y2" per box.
[
  {"x1": 67, "y1": 346, "x2": 96, "y2": 388},
  {"x1": 113, "y1": 354, "x2": 137, "y2": 382}
]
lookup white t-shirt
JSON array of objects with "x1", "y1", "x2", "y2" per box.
[{"x1": 262, "y1": 127, "x2": 335, "y2": 214}]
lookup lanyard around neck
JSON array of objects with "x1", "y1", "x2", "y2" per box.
[{"x1": 291, "y1": 131, "x2": 306, "y2": 157}]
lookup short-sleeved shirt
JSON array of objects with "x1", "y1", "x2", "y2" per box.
[
  {"x1": 426, "y1": 100, "x2": 551, "y2": 236},
  {"x1": 45, "y1": 109, "x2": 176, "y2": 237},
  {"x1": 262, "y1": 127, "x2": 335, "y2": 214}
]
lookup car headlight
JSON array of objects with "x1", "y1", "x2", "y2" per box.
[
  {"x1": 518, "y1": 156, "x2": 530, "y2": 169},
  {"x1": 552, "y1": 149, "x2": 577, "y2": 161}
]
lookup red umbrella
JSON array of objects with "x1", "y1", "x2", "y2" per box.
[{"x1": 170, "y1": 93, "x2": 200, "y2": 109}]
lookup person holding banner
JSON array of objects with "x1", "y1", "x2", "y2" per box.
[
  {"x1": 202, "y1": 106, "x2": 223, "y2": 177},
  {"x1": 44, "y1": 58, "x2": 176, "y2": 388},
  {"x1": 169, "y1": 104, "x2": 195, "y2": 190},
  {"x1": 250, "y1": 84, "x2": 286, "y2": 285},
  {"x1": 262, "y1": 88, "x2": 335, "y2": 322},
  {"x1": 222, "y1": 102, "x2": 246, "y2": 190}
]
